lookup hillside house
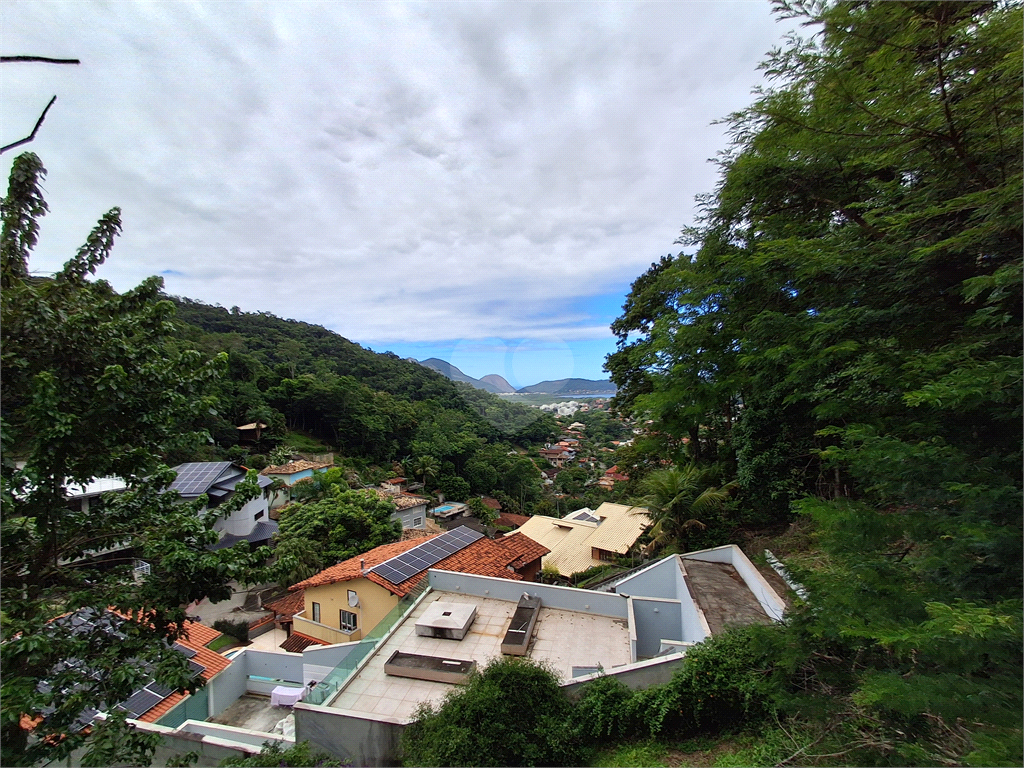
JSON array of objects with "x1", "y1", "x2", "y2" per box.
[
  {"x1": 287, "y1": 527, "x2": 548, "y2": 645},
  {"x1": 515, "y1": 502, "x2": 651, "y2": 576},
  {"x1": 169, "y1": 462, "x2": 275, "y2": 549},
  {"x1": 260, "y1": 460, "x2": 334, "y2": 509}
]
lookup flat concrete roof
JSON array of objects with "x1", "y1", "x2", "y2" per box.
[
  {"x1": 209, "y1": 694, "x2": 293, "y2": 735},
  {"x1": 681, "y1": 559, "x2": 771, "y2": 635},
  {"x1": 329, "y1": 590, "x2": 630, "y2": 721}
]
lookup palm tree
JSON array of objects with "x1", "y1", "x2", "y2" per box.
[
  {"x1": 638, "y1": 465, "x2": 734, "y2": 552},
  {"x1": 410, "y1": 455, "x2": 440, "y2": 496}
]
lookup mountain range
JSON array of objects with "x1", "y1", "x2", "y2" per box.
[{"x1": 417, "y1": 358, "x2": 616, "y2": 395}]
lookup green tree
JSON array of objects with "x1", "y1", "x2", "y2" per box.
[
  {"x1": 555, "y1": 466, "x2": 589, "y2": 496},
  {"x1": 409, "y1": 454, "x2": 440, "y2": 495},
  {"x1": 610, "y1": 1, "x2": 1022, "y2": 760},
  {"x1": 401, "y1": 656, "x2": 584, "y2": 767},
  {"x1": 0, "y1": 154, "x2": 268, "y2": 766},
  {"x1": 637, "y1": 465, "x2": 734, "y2": 552},
  {"x1": 276, "y1": 489, "x2": 400, "y2": 565}
]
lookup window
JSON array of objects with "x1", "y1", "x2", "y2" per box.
[
  {"x1": 413, "y1": 517, "x2": 422, "y2": 528},
  {"x1": 340, "y1": 610, "x2": 358, "y2": 632},
  {"x1": 254, "y1": 510, "x2": 264, "y2": 521},
  {"x1": 312, "y1": 602, "x2": 320, "y2": 623}
]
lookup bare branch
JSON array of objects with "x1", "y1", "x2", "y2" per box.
[
  {"x1": 1, "y1": 55, "x2": 80, "y2": 65},
  {"x1": 0, "y1": 95, "x2": 57, "y2": 154}
]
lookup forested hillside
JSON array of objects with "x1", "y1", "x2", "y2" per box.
[
  {"x1": 169, "y1": 298, "x2": 557, "y2": 506},
  {"x1": 601, "y1": 1, "x2": 1022, "y2": 764}
]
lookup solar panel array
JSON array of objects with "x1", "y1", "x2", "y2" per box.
[
  {"x1": 573, "y1": 510, "x2": 599, "y2": 523},
  {"x1": 120, "y1": 688, "x2": 164, "y2": 717},
  {"x1": 370, "y1": 526, "x2": 485, "y2": 585},
  {"x1": 169, "y1": 462, "x2": 233, "y2": 496},
  {"x1": 172, "y1": 642, "x2": 197, "y2": 658}
]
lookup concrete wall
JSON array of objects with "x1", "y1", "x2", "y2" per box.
[
  {"x1": 561, "y1": 652, "x2": 687, "y2": 696},
  {"x1": 295, "y1": 702, "x2": 406, "y2": 767},
  {"x1": 391, "y1": 504, "x2": 427, "y2": 529},
  {"x1": 676, "y1": 559, "x2": 711, "y2": 643},
  {"x1": 428, "y1": 570, "x2": 628, "y2": 619},
  {"x1": 293, "y1": 613, "x2": 353, "y2": 645},
  {"x1": 629, "y1": 597, "x2": 683, "y2": 659},
  {"x1": 683, "y1": 545, "x2": 786, "y2": 621},
  {"x1": 207, "y1": 660, "x2": 248, "y2": 717},
  {"x1": 243, "y1": 649, "x2": 304, "y2": 683},
  {"x1": 614, "y1": 556, "x2": 679, "y2": 599},
  {"x1": 215, "y1": 495, "x2": 270, "y2": 536},
  {"x1": 131, "y1": 719, "x2": 274, "y2": 767}
]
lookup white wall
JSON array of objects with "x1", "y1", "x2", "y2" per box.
[{"x1": 213, "y1": 495, "x2": 270, "y2": 537}]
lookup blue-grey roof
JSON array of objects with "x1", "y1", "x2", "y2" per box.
[{"x1": 208, "y1": 520, "x2": 279, "y2": 551}]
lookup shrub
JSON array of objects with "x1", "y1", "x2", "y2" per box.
[
  {"x1": 401, "y1": 656, "x2": 585, "y2": 766},
  {"x1": 212, "y1": 619, "x2": 249, "y2": 643},
  {"x1": 220, "y1": 740, "x2": 344, "y2": 766}
]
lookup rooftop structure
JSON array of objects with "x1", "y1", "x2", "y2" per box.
[{"x1": 291, "y1": 546, "x2": 784, "y2": 765}]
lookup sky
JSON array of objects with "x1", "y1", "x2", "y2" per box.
[{"x1": 1, "y1": 1, "x2": 796, "y2": 387}]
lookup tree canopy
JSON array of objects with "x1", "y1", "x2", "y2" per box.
[
  {"x1": 608, "y1": 1, "x2": 1021, "y2": 762},
  {"x1": 1, "y1": 153, "x2": 268, "y2": 766}
]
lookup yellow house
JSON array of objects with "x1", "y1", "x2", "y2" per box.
[
  {"x1": 515, "y1": 502, "x2": 651, "y2": 577},
  {"x1": 288, "y1": 529, "x2": 549, "y2": 646}
]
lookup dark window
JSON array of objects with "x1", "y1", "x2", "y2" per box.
[
  {"x1": 254, "y1": 510, "x2": 264, "y2": 521},
  {"x1": 340, "y1": 610, "x2": 358, "y2": 632},
  {"x1": 312, "y1": 602, "x2": 321, "y2": 623}
]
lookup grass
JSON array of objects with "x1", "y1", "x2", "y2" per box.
[
  {"x1": 592, "y1": 740, "x2": 670, "y2": 767},
  {"x1": 282, "y1": 429, "x2": 335, "y2": 454},
  {"x1": 207, "y1": 634, "x2": 238, "y2": 653}
]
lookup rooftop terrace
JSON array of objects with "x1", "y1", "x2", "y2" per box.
[{"x1": 329, "y1": 589, "x2": 630, "y2": 720}]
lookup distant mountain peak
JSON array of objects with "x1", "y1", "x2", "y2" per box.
[
  {"x1": 417, "y1": 358, "x2": 501, "y2": 393},
  {"x1": 480, "y1": 374, "x2": 515, "y2": 393}
]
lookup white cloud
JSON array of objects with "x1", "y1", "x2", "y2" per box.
[{"x1": 1, "y1": 0, "x2": 795, "y2": 348}]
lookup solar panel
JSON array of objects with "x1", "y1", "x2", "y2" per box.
[
  {"x1": 370, "y1": 526, "x2": 485, "y2": 585},
  {"x1": 172, "y1": 642, "x2": 197, "y2": 658},
  {"x1": 188, "y1": 660, "x2": 206, "y2": 677},
  {"x1": 120, "y1": 688, "x2": 163, "y2": 717},
  {"x1": 144, "y1": 681, "x2": 175, "y2": 698},
  {"x1": 169, "y1": 462, "x2": 232, "y2": 496}
]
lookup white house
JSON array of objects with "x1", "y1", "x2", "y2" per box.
[{"x1": 168, "y1": 462, "x2": 275, "y2": 548}]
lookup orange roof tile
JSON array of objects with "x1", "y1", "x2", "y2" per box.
[
  {"x1": 290, "y1": 537, "x2": 433, "y2": 591},
  {"x1": 280, "y1": 631, "x2": 331, "y2": 653},
  {"x1": 496, "y1": 511, "x2": 530, "y2": 529},
  {"x1": 264, "y1": 589, "x2": 305, "y2": 619},
  {"x1": 291, "y1": 531, "x2": 551, "y2": 599},
  {"x1": 371, "y1": 532, "x2": 550, "y2": 597},
  {"x1": 135, "y1": 625, "x2": 231, "y2": 723},
  {"x1": 260, "y1": 460, "x2": 333, "y2": 476},
  {"x1": 181, "y1": 621, "x2": 223, "y2": 647}
]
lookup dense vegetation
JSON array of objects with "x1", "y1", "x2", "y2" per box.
[
  {"x1": 0, "y1": 154, "x2": 268, "y2": 766},
  {"x1": 603, "y1": 1, "x2": 1022, "y2": 764}
]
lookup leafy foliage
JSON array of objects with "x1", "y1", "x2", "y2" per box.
[
  {"x1": 401, "y1": 656, "x2": 585, "y2": 767},
  {"x1": 0, "y1": 154, "x2": 268, "y2": 766},
  {"x1": 607, "y1": 1, "x2": 1022, "y2": 762},
  {"x1": 275, "y1": 489, "x2": 401, "y2": 565}
]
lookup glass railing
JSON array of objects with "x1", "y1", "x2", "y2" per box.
[{"x1": 305, "y1": 581, "x2": 428, "y2": 706}]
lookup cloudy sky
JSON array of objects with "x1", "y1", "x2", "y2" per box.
[{"x1": 2, "y1": 1, "x2": 794, "y2": 386}]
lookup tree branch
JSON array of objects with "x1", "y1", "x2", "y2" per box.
[
  {"x1": 1, "y1": 95, "x2": 57, "y2": 154},
  {"x1": 1, "y1": 55, "x2": 80, "y2": 65}
]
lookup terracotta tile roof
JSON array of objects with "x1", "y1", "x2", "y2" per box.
[
  {"x1": 481, "y1": 497, "x2": 502, "y2": 510},
  {"x1": 264, "y1": 590, "x2": 305, "y2": 619},
  {"x1": 136, "y1": 626, "x2": 232, "y2": 723},
  {"x1": 291, "y1": 530, "x2": 550, "y2": 599},
  {"x1": 280, "y1": 631, "x2": 331, "y2": 653},
  {"x1": 496, "y1": 511, "x2": 530, "y2": 529},
  {"x1": 180, "y1": 621, "x2": 223, "y2": 647},
  {"x1": 260, "y1": 460, "x2": 333, "y2": 476},
  {"x1": 372, "y1": 488, "x2": 428, "y2": 510},
  {"x1": 401, "y1": 527, "x2": 435, "y2": 541},
  {"x1": 377, "y1": 532, "x2": 550, "y2": 597},
  {"x1": 384, "y1": 477, "x2": 407, "y2": 484},
  {"x1": 290, "y1": 537, "x2": 431, "y2": 591}
]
